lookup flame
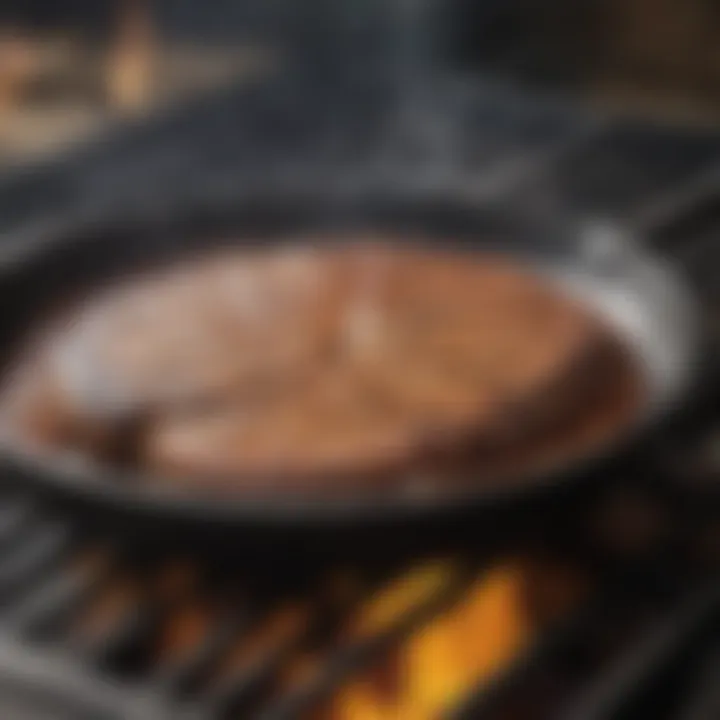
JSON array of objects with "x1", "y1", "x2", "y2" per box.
[
  {"x1": 348, "y1": 561, "x2": 460, "y2": 639},
  {"x1": 327, "y1": 560, "x2": 583, "y2": 720},
  {"x1": 279, "y1": 561, "x2": 463, "y2": 717}
]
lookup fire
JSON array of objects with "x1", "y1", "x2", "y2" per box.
[
  {"x1": 327, "y1": 559, "x2": 586, "y2": 720},
  {"x1": 348, "y1": 561, "x2": 460, "y2": 638}
]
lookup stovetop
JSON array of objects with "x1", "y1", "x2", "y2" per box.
[{"x1": 0, "y1": 76, "x2": 717, "y2": 719}]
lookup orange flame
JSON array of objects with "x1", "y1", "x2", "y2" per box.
[{"x1": 326, "y1": 559, "x2": 587, "y2": 720}]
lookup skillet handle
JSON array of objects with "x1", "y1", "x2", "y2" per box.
[{"x1": 578, "y1": 221, "x2": 647, "y2": 279}]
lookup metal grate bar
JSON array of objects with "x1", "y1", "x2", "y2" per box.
[
  {"x1": 78, "y1": 600, "x2": 157, "y2": 673},
  {"x1": 251, "y1": 564, "x2": 472, "y2": 720},
  {"x1": 3, "y1": 562, "x2": 108, "y2": 638},
  {"x1": 154, "y1": 613, "x2": 253, "y2": 697},
  {"x1": 0, "y1": 523, "x2": 73, "y2": 609},
  {"x1": 678, "y1": 642, "x2": 720, "y2": 720},
  {"x1": 559, "y1": 579, "x2": 720, "y2": 720},
  {"x1": 203, "y1": 599, "x2": 337, "y2": 717},
  {"x1": 0, "y1": 498, "x2": 37, "y2": 544}
]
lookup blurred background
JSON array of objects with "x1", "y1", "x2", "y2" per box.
[
  {"x1": 0, "y1": 0, "x2": 277, "y2": 165},
  {"x1": 3, "y1": 0, "x2": 720, "y2": 168}
]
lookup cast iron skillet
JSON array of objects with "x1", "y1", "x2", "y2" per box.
[{"x1": 0, "y1": 188, "x2": 703, "y2": 527}]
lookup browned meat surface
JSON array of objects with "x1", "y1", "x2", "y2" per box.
[{"x1": 0, "y1": 240, "x2": 638, "y2": 492}]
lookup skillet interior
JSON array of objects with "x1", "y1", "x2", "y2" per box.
[{"x1": 0, "y1": 192, "x2": 701, "y2": 525}]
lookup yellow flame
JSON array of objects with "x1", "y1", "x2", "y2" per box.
[{"x1": 331, "y1": 563, "x2": 532, "y2": 720}]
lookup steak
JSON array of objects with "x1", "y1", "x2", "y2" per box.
[{"x1": 0, "y1": 241, "x2": 635, "y2": 492}]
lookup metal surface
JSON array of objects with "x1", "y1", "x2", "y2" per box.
[{"x1": 556, "y1": 221, "x2": 700, "y2": 416}]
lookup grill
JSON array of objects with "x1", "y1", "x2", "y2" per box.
[{"x1": 0, "y1": 75, "x2": 718, "y2": 719}]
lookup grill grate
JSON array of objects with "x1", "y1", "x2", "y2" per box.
[{"x1": 0, "y1": 477, "x2": 710, "y2": 719}]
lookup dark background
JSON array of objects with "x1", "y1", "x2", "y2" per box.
[{"x1": 0, "y1": 0, "x2": 573, "y2": 73}]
